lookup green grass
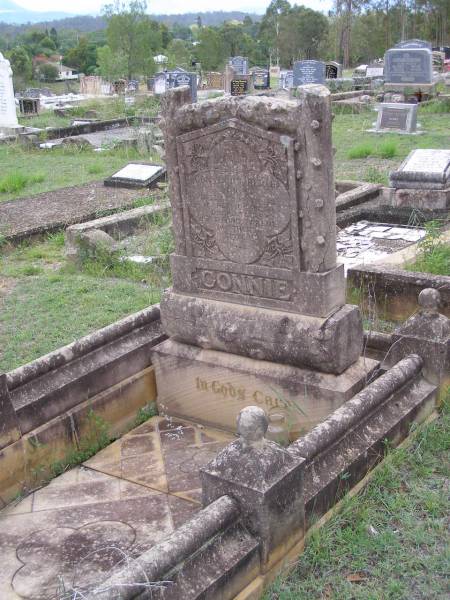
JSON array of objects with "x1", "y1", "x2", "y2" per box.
[
  {"x1": 334, "y1": 105, "x2": 450, "y2": 182},
  {"x1": 405, "y1": 221, "x2": 450, "y2": 276},
  {"x1": 0, "y1": 233, "x2": 162, "y2": 372},
  {"x1": 0, "y1": 143, "x2": 161, "y2": 202},
  {"x1": 265, "y1": 398, "x2": 450, "y2": 600}
]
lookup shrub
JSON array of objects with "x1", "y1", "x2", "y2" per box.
[{"x1": 406, "y1": 221, "x2": 450, "y2": 276}]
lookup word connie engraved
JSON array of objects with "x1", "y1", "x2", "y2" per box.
[{"x1": 194, "y1": 269, "x2": 292, "y2": 300}]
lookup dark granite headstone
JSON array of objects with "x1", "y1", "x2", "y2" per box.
[
  {"x1": 229, "y1": 56, "x2": 249, "y2": 76},
  {"x1": 230, "y1": 79, "x2": 248, "y2": 96},
  {"x1": 325, "y1": 62, "x2": 342, "y2": 79},
  {"x1": 293, "y1": 60, "x2": 326, "y2": 86},
  {"x1": 384, "y1": 48, "x2": 433, "y2": 84},
  {"x1": 252, "y1": 68, "x2": 270, "y2": 89},
  {"x1": 167, "y1": 71, "x2": 198, "y2": 102}
]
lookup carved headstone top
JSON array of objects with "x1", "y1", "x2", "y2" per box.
[
  {"x1": 237, "y1": 406, "x2": 268, "y2": 449},
  {"x1": 161, "y1": 85, "x2": 343, "y2": 318}
]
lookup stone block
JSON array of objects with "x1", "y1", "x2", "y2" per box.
[
  {"x1": 201, "y1": 407, "x2": 305, "y2": 570},
  {"x1": 160, "y1": 291, "x2": 363, "y2": 374},
  {"x1": 151, "y1": 339, "x2": 378, "y2": 439}
]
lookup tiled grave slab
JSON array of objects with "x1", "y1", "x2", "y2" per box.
[
  {"x1": 0, "y1": 416, "x2": 230, "y2": 599},
  {"x1": 84, "y1": 416, "x2": 234, "y2": 503}
]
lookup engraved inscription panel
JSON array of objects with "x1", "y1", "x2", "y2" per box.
[
  {"x1": 379, "y1": 107, "x2": 408, "y2": 130},
  {"x1": 177, "y1": 119, "x2": 295, "y2": 269}
]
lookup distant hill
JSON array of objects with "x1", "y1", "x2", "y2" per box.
[
  {"x1": 0, "y1": 0, "x2": 72, "y2": 23},
  {"x1": 0, "y1": 7, "x2": 260, "y2": 31}
]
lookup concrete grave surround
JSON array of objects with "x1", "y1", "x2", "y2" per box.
[
  {"x1": 293, "y1": 60, "x2": 326, "y2": 86},
  {"x1": 0, "y1": 52, "x2": 19, "y2": 132},
  {"x1": 375, "y1": 102, "x2": 418, "y2": 133},
  {"x1": 390, "y1": 149, "x2": 450, "y2": 189},
  {"x1": 152, "y1": 85, "x2": 372, "y2": 436}
]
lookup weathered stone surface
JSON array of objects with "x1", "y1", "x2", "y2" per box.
[
  {"x1": 159, "y1": 86, "x2": 362, "y2": 357},
  {"x1": 0, "y1": 375, "x2": 20, "y2": 451},
  {"x1": 390, "y1": 149, "x2": 450, "y2": 190},
  {"x1": 151, "y1": 339, "x2": 378, "y2": 438},
  {"x1": 201, "y1": 406, "x2": 305, "y2": 568},
  {"x1": 385, "y1": 289, "x2": 450, "y2": 386},
  {"x1": 161, "y1": 291, "x2": 362, "y2": 373},
  {"x1": 376, "y1": 102, "x2": 418, "y2": 133}
]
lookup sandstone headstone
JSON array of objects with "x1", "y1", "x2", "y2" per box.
[
  {"x1": 376, "y1": 102, "x2": 418, "y2": 133},
  {"x1": 293, "y1": 60, "x2": 325, "y2": 86},
  {"x1": 0, "y1": 52, "x2": 19, "y2": 133},
  {"x1": 151, "y1": 85, "x2": 376, "y2": 438}
]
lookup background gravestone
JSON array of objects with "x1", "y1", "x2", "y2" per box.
[
  {"x1": 230, "y1": 79, "x2": 248, "y2": 95},
  {"x1": 0, "y1": 52, "x2": 20, "y2": 133},
  {"x1": 252, "y1": 68, "x2": 270, "y2": 89},
  {"x1": 375, "y1": 102, "x2": 418, "y2": 133},
  {"x1": 325, "y1": 61, "x2": 342, "y2": 79},
  {"x1": 293, "y1": 60, "x2": 325, "y2": 86},
  {"x1": 229, "y1": 56, "x2": 249, "y2": 76},
  {"x1": 151, "y1": 85, "x2": 375, "y2": 439},
  {"x1": 384, "y1": 47, "x2": 433, "y2": 94},
  {"x1": 167, "y1": 71, "x2": 198, "y2": 102}
]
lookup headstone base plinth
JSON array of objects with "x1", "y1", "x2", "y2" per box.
[
  {"x1": 382, "y1": 186, "x2": 450, "y2": 210},
  {"x1": 0, "y1": 124, "x2": 25, "y2": 136},
  {"x1": 151, "y1": 339, "x2": 379, "y2": 441}
]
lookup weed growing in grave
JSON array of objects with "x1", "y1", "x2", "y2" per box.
[
  {"x1": 265, "y1": 401, "x2": 450, "y2": 600},
  {"x1": 406, "y1": 220, "x2": 450, "y2": 276},
  {"x1": 133, "y1": 402, "x2": 158, "y2": 427},
  {"x1": 419, "y1": 98, "x2": 450, "y2": 113},
  {"x1": 378, "y1": 140, "x2": 398, "y2": 159},
  {"x1": 364, "y1": 166, "x2": 388, "y2": 185},
  {"x1": 50, "y1": 410, "x2": 113, "y2": 478},
  {"x1": 347, "y1": 143, "x2": 374, "y2": 159},
  {"x1": 87, "y1": 163, "x2": 104, "y2": 175}
]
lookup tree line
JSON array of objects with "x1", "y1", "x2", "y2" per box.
[{"x1": 1, "y1": 0, "x2": 448, "y2": 87}]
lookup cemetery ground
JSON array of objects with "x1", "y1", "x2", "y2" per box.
[{"x1": 266, "y1": 397, "x2": 449, "y2": 600}]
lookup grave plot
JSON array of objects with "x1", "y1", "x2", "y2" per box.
[{"x1": 0, "y1": 83, "x2": 448, "y2": 600}]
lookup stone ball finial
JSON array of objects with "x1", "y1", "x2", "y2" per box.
[
  {"x1": 418, "y1": 288, "x2": 441, "y2": 312},
  {"x1": 236, "y1": 406, "x2": 268, "y2": 448}
]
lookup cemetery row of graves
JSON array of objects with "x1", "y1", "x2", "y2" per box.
[{"x1": 0, "y1": 27, "x2": 449, "y2": 600}]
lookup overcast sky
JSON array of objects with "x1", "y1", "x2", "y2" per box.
[{"x1": 17, "y1": 0, "x2": 333, "y2": 15}]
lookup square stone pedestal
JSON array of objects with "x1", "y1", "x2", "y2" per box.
[{"x1": 151, "y1": 340, "x2": 379, "y2": 440}]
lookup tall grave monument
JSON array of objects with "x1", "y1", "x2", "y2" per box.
[
  {"x1": 0, "y1": 52, "x2": 21, "y2": 135},
  {"x1": 152, "y1": 85, "x2": 377, "y2": 438}
]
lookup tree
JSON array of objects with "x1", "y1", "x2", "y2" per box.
[
  {"x1": 195, "y1": 27, "x2": 225, "y2": 71},
  {"x1": 38, "y1": 63, "x2": 59, "y2": 81},
  {"x1": 96, "y1": 45, "x2": 128, "y2": 80},
  {"x1": 8, "y1": 46, "x2": 32, "y2": 83},
  {"x1": 278, "y1": 6, "x2": 329, "y2": 64},
  {"x1": 259, "y1": 0, "x2": 291, "y2": 65},
  {"x1": 103, "y1": 0, "x2": 161, "y2": 78},
  {"x1": 167, "y1": 39, "x2": 192, "y2": 69},
  {"x1": 64, "y1": 37, "x2": 98, "y2": 74}
]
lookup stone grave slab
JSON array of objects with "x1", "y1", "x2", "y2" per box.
[
  {"x1": 104, "y1": 163, "x2": 166, "y2": 189},
  {"x1": 153, "y1": 85, "x2": 373, "y2": 439},
  {"x1": 373, "y1": 102, "x2": 418, "y2": 134},
  {"x1": 293, "y1": 60, "x2": 325, "y2": 86},
  {"x1": 390, "y1": 149, "x2": 450, "y2": 189}
]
